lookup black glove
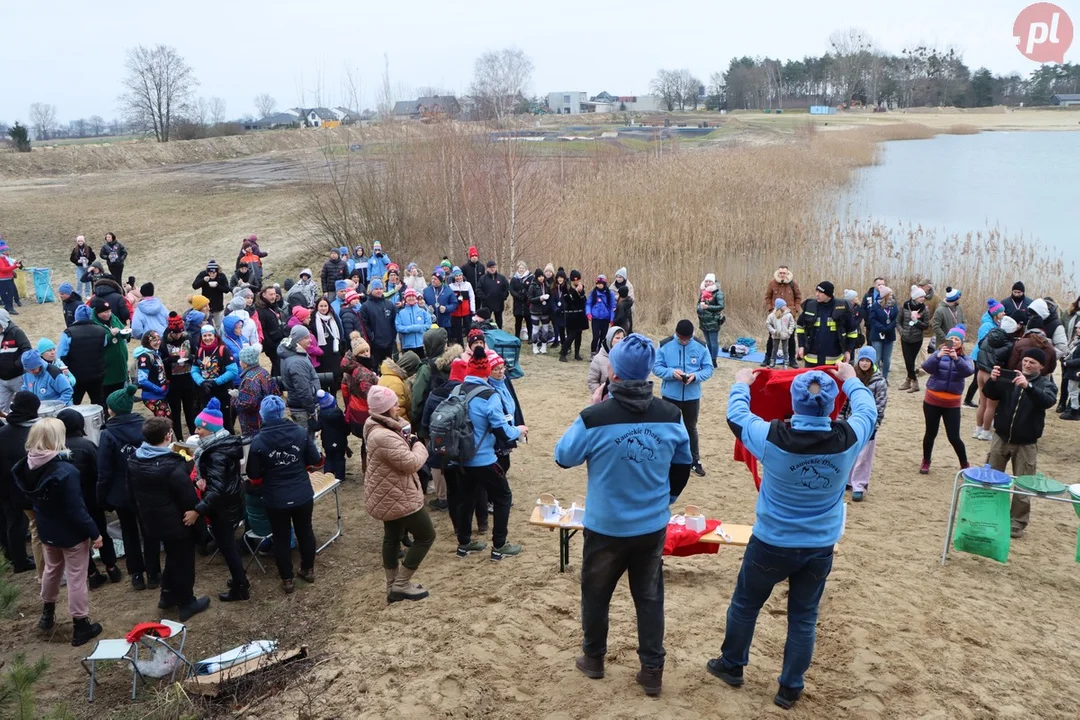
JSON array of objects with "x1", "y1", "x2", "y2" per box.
[{"x1": 201, "y1": 379, "x2": 216, "y2": 392}]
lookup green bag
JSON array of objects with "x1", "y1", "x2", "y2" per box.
[{"x1": 952, "y1": 482, "x2": 1013, "y2": 563}]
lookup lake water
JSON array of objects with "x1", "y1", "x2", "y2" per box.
[{"x1": 843, "y1": 131, "x2": 1080, "y2": 277}]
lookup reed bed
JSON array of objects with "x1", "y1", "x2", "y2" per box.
[{"x1": 944, "y1": 124, "x2": 981, "y2": 135}]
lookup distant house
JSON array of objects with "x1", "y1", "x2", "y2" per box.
[
  {"x1": 581, "y1": 95, "x2": 662, "y2": 113},
  {"x1": 393, "y1": 96, "x2": 461, "y2": 121},
  {"x1": 245, "y1": 109, "x2": 302, "y2": 131},
  {"x1": 302, "y1": 108, "x2": 341, "y2": 128},
  {"x1": 547, "y1": 91, "x2": 588, "y2": 114},
  {"x1": 591, "y1": 91, "x2": 616, "y2": 103},
  {"x1": 1051, "y1": 94, "x2": 1080, "y2": 107}
]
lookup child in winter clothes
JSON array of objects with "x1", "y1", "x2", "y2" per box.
[
  {"x1": 448, "y1": 267, "x2": 476, "y2": 347},
  {"x1": 843, "y1": 346, "x2": 888, "y2": 501},
  {"x1": 697, "y1": 274, "x2": 725, "y2": 365},
  {"x1": 164, "y1": 312, "x2": 198, "y2": 438},
  {"x1": 321, "y1": 249, "x2": 349, "y2": 295},
  {"x1": 763, "y1": 299, "x2": 796, "y2": 368},
  {"x1": 315, "y1": 390, "x2": 350, "y2": 480},
  {"x1": 527, "y1": 268, "x2": 553, "y2": 354},
  {"x1": 614, "y1": 285, "x2": 634, "y2": 334},
  {"x1": 585, "y1": 275, "x2": 616, "y2": 356}
]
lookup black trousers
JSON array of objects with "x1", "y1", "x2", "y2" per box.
[
  {"x1": 964, "y1": 378, "x2": 979, "y2": 405},
  {"x1": 561, "y1": 329, "x2": 584, "y2": 358},
  {"x1": 72, "y1": 377, "x2": 106, "y2": 408},
  {"x1": 168, "y1": 374, "x2": 199, "y2": 438},
  {"x1": 107, "y1": 262, "x2": 125, "y2": 283},
  {"x1": 449, "y1": 316, "x2": 467, "y2": 347},
  {"x1": 324, "y1": 452, "x2": 347, "y2": 481},
  {"x1": 371, "y1": 344, "x2": 394, "y2": 376},
  {"x1": 87, "y1": 502, "x2": 117, "y2": 572},
  {"x1": 266, "y1": 501, "x2": 316, "y2": 580},
  {"x1": 581, "y1": 527, "x2": 666, "y2": 669},
  {"x1": 208, "y1": 513, "x2": 246, "y2": 587},
  {"x1": 455, "y1": 463, "x2": 512, "y2": 548},
  {"x1": 665, "y1": 398, "x2": 700, "y2": 464},
  {"x1": 491, "y1": 310, "x2": 503, "y2": 329},
  {"x1": 922, "y1": 402, "x2": 968, "y2": 467},
  {"x1": 590, "y1": 319, "x2": 610, "y2": 354},
  {"x1": 0, "y1": 501, "x2": 30, "y2": 569},
  {"x1": 115, "y1": 506, "x2": 160, "y2": 579},
  {"x1": 514, "y1": 314, "x2": 532, "y2": 340},
  {"x1": 265, "y1": 343, "x2": 281, "y2": 378},
  {"x1": 160, "y1": 536, "x2": 196, "y2": 607},
  {"x1": 901, "y1": 340, "x2": 921, "y2": 380}
]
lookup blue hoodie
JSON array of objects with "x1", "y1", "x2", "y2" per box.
[
  {"x1": 653, "y1": 336, "x2": 714, "y2": 402},
  {"x1": 394, "y1": 303, "x2": 431, "y2": 351},
  {"x1": 184, "y1": 309, "x2": 206, "y2": 351},
  {"x1": 974, "y1": 311, "x2": 996, "y2": 364},
  {"x1": 423, "y1": 284, "x2": 458, "y2": 329},
  {"x1": 461, "y1": 375, "x2": 521, "y2": 467},
  {"x1": 221, "y1": 315, "x2": 248, "y2": 379},
  {"x1": 131, "y1": 296, "x2": 169, "y2": 340},
  {"x1": 21, "y1": 365, "x2": 74, "y2": 405},
  {"x1": 726, "y1": 376, "x2": 877, "y2": 548},
  {"x1": 367, "y1": 252, "x2": 391, "y2": 283}
]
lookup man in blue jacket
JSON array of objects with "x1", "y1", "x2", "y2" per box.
[
  {"x1": 395, "y1": 288, "x2": 431, "y2": 357},
  {"x1": 706, "y1": 361, "x2": 876, "y2": 710},
  {"x1": 423, "y1": 269, "x2": 458, "y2": 331},
  {"x1": 556, "y1": 333, "x2": 691, "y2": 697},
  {"x1": 20, "y1": 350, "x2": 74, "y2": 406},
  {"x1": 359, "y1": 279, "x2": 397, "y2": 371},
  {"x1": 653, "y1": 319, "x2": 713, "y2": 478}
]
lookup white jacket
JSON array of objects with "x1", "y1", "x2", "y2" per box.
[
  {"x1": 766, "y1": 309, "x2": 795, "y2": 340},
  {"x1": 228, "y1": 309, "x2": 260, "y2": 348}
]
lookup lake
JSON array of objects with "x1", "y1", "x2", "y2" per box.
[{"x1": 843, "y1": 131, "x2": 1080, "y2": 277}]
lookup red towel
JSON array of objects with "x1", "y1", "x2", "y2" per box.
[
  {"x1": 125, "y1": 621, "x2": 173, "y2": 643},
  {"x1": 663, "y1": 519, "x2": 723, "y2": 557},
  {"x1": 732, "y1": 367, "x2": 847, "y2": 490}
]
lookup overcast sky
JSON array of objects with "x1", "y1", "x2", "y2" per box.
[{"x1": 0, "y1": 0, "x2": 1068, "y2": 123}]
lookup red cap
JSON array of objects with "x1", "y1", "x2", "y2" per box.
[{"x1": 449, "y1": 358, "x2": 468, "y2": 382}]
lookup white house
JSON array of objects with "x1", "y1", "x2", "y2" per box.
[
  {"x1": 581, "y1": 95, "x2": 662, "y2": 113},
  {"x1": 547, "y1": 91, "x2": 588, "y2": 114}
]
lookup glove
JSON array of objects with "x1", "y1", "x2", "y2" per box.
[{"x1": 228, "y1": 388, "x2": 239, "y2": 398}]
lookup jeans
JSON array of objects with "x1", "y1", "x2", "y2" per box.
[
  {"x1": 115, "y1": 506, "x2": 160, "y2": 579},
  {"x1": 0, "y1": 278, "x2": 15, "y2": 313},
  {"x1": 581, "y1": 527, "x2": 666, "y2": 668},
  {"x1": 324, "y1": 452, "x2": 347, "y2": 481},
  {"x1": 718, "y1": 536, "x2": 834, "y2": 691},
  {"x1": 41, "y1": 540, "x2": 92, "y2": 619},
  {"x1": 382, "y1": 508, "x2": 436, "y2": 570},
  {"x1": 665, "y1": 398, "x2": 700, "y2": 464},
  {"x1": 870, "y1": 339, "x2": 894, "y2": 381},
  {"x1": 922, "y1": 402, "x2": 968, "y2": 467},
  {"x1": 703, "y1": 330, "x2": 719, "y2": 363},
  {"x1": 590, "y1": 319, "x2": 610, "y2": 354},
  {"x1": 208, "y1": 513, "x2": 246, "y2": 587},
  {"x1": 76, "y1": 267, "x2": 94, "y2": 299},
  {"x1": 266, "y1": 501, "x2": 316, "y2": 580},
  {"x1": 455, "y1": 463, "x2": 512, "y2": 547},
  {"x1": 160, "y1": 536, "x2": 196, "y2": 607},
  {"x1": 901, "y1": 340, "x2": 921, "y2": 380},
  {"x1": 0, "y1": 377, "x2": 22, "y2": 413}
]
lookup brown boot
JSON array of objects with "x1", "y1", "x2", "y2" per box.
[
  {"x1": 575, "y1": 654, "x2": 605, "y2": 679},
  {"x1": 389, "y1": 568, "x2": 429, "y2": 602},
  {"x1": 297, "y1": 567, "x2": 315, "y2": 584},
  {"x1": 898, "y1": 378, "x2": 912, "y2": 392},
  {"x1": 908, "y1": 377, "x2": 920, "y2": 393},
  {"x1": 636, "y1": 665, "x2": 663, "y2": 696}
]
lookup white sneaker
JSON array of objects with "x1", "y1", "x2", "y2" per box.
[
  {"x1": 540, "y1": 343, "x2": 548, "y2": 354},
  {"x1": 980, "y1": 428, "x2": 994, "y2": 441},
  {"x1": 972, "y1": 427, "x2": 980, "y2": 439},
  {"x1": 532, "y1": 343, "x2": 540, "y2": 355}
]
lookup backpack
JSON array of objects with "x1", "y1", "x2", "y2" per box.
[{"x1": 427, "y1": 384, "x2": 494, "y2": 463}]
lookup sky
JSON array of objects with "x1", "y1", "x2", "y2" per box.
[{"x1": 0, "y1": 0, "x2": 1072, "y2": 124}]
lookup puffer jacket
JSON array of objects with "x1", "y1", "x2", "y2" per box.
[
  {"x1": 195, "y1": 432, "x2": 245, "y2": 526},
  {"x1": 899, "y1": 299, "x2": 930, "y2": 343},
  {"x1": 976, "y1": 328, "x2": 1016, "y2": 373},
  {"x1": 764, "y1": 269, "x2": 802, "y2": 313},
  {"x1": 586, "y1": 286, "x2": 617, "y2": 322},
  {"x1": 13, "y1": 455, "x2": 98, "y2": 548},
  {"x1": 342, "y1": 353, "x2": 379, "y2": 427},
  {"x1": 697, "y1": 289, "x2": 726, "y2": 332},
  {"x1": 982, "y1": 373, "x2": 1058, "y2": 446},
  {"x1": 1008, "y1": 331, "x2": 1057, "y2": 376},
  {"x1": 509, "y1": 272, "x2": 532, "y2": 318},
  {"x1": 922, "y1": 351, "x2": 975, "y2": 396},
  {"x1": 93, "y1": 277, "x2": 131, "y2": 324},
  {"x1": 362, "y1": 413, "x2": 429, "y2": 521},
  {"x1": 378, "y1": 358, "x2": 413, "y2": 421},
  {"x1": 278, "y1": 339, "x2": 319, "y2": 412},
  {"x1": 766, "y1": 308, "x2": 795, "y2": 340}
]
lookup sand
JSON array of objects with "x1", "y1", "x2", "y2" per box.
[{"x1": 2, "y1": 163, "x2": 1080, "y2": 719}]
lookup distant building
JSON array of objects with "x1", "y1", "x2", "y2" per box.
[
  {"x1": 581, "y1": 95, "x2": 662, "y2": 113},
  {"x1": 245, "y1": 111, "x2": 303, "y2": 131},
  {"x1": 1050, "y1": 94, "x2": 1080, "y2": 107},
  {"x1": 392, "y1": 96, "x2": 462, "y2": 120},
  {"x1": 547, "y1": 92, "x2": 588, "y2": 114}
]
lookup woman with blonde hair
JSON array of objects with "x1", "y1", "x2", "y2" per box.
[{"x1": 13, "y1": 418, "x2": 104, "y2": 646}]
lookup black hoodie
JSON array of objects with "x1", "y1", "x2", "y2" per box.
[{"x1": 127, "y1": 447, "x2": 198, "y2": 541}]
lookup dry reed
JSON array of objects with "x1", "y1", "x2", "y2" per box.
[{"x1": 944, "y1": 124, "x2": 981, "y2": 135}]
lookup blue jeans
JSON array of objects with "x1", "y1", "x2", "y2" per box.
[
  {"x1": 719, "y1": 536, "x2": 834, "y2": 690},
  {"x1": 870, "y1": 339, "x2": 894, "y2": 381},
  {"x1": 703, "y1": 330, "x2": 719, "y2": 362},
  {"x1": 76, "y1": 268, "x2": 94, "y2": 298}
]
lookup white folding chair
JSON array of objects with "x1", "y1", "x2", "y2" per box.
[
  {"x1": 242, "y1": 528, "x2": 270, "y2": 574},
  {"x1": 81, "y1": 620, "x2": 191, "y2": 703}
]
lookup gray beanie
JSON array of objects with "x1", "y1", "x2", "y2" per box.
[
  {"x1": 290, "y1": 325, "x2": 311, "y2": 343},
  {"x1": 227, "y1": 296, "x2": 246, "y2": 312}
]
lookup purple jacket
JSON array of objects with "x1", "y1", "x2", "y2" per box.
[{"x1": 921, "y1": 351, "x2": 974, "y2": 395}]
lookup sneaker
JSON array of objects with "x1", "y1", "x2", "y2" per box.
[
  {"x1": 705, "y1": 657, "x2": 744, "y2": 687},
  {"x1": 131, "y1": 573, "x2": 146, "y2": 591},
  {"x1": 539, "y1": 343, "x2": 548, "y2": 354},
  {"x1": 1062, "y1": 409, "x2": 1080, "y2": 421},
  {"x1": 428, "y1": 498, "x2": 449, "y2": 512},
  {"x1": 774, "y1": 685, "x2": 802, "y2": 709},
  {"x1": 919, "y1": 459, "x2": 930, "y2": 475},
  {"x1": 1010, "y1": 526, "x2": 1025, "y2": 539},
  {"x1": 456, "y1": 540, "x2": 488, "y2": 557},
  {"x1": 296, "y1": 567, "x2": 315, "y2": 584},
  {"x1": 490, "y1": 542, "x2": 523, "y2": 561},
  {"x1": 532, "y1": 344, "x2": 540, "y2": 355},
  {"x1": 971, "y1": 426, "x2": 980, "y2": 439},
  {"x1": 692, "y1": 463, "x2": 706, "y2": 478},
  {"x1": 575, "y1": 654, "x2": 605, "y2": 679},
  {"x1": 559, "y1": 355, "x2": 569, "y2": 363},
  {"x1": 7, "y1": 309, "x2": 18, "y2": 316},
  {"x1": 574, "y1": 355, "x2": 584, "y2": 362},
  {"x1": 852, "y1": 491, "x2": 864, "y2": 501}
]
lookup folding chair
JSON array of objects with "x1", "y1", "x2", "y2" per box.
[
  {"x1": 81, "y1": 620, "x2": 191, "y2": 703},
  {"x1": 243, "y1": 492, "x2": 273, "y2": 574}
]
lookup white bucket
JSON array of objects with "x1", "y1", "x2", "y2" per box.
[{"x1": 73, "y1": 404, "x2": 104, "y2": 445}]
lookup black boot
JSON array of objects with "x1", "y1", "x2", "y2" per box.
[
  {"x1": 158, "y1": 590, "x2": 176, "y2": 610},
  {"x1": 72, "y1": 617, "x2": 103, "y2": 647},
  {"x1": 38, "y1": 602, "x2": 56, "y2": 631},
  {"x1": 177, "y1": 596, "x2": 211, "y2": 622},
  {"x1": 88, "y1": 571, "x2": 107, "y2": 590},
  {"x1": 218, "y1": 579, "x2": 251, "y2": 602}
]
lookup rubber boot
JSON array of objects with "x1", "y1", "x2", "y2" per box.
[
  {"x1": 388, "y1": 567, "x2": 429, "y2": 602},
  {"x1": 39, "y1": 602, "x2": 56, "y2": 631},
  {"x1": 72, "y1": 617, "x2": 103, "y2": 647}
]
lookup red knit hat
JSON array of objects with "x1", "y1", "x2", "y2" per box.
[
  {"x1": 469, "y1": 246, "x2": 479, "y2": 258},
  {"x1": 167, "y1": 311, "x2": 185, "y2": 333},
  {"x1": 449, "y1": 357, "x2": 469, "y2": 382},
  {"x1": 292, "y1": 306, "x2": 311, "y2": 323},
  {"x1": 467, "y1": 328, "x2": 486, "y2": 347},
  {"x1": 467, "y1": 349, "x2": 491, "y2": 378}
]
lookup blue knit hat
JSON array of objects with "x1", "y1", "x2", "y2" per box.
[
  {"x1": 608, "y1": 333, "x2": 655, "y2": 381},
  {"x1": 856, "y1": 346, "x2": 877, "y2": 365},
  {"x1": 260, "y1": 394, "x2": 286, "y2": 421},
  {"x1": 195, "y1": 397, "x2": 224, "y2": 432},
  {"x1": 74, "y1": 305, "x2": 93, "y2": 323},
  {"x1": 36, "y1": 337, "x2": 56, "y2": 353},
  {"x1": 317, "y1": 389, "x2": 336, "y2": 410},
  {"x1": 945, "y1": 287, "x2": 962, "y2": 303},
  {"x1": 335, "y1": 280, "x2": 348, "y2": 292},
  {"x1": 774, "y1": 298, "x2": 786, "y2": 309},
  {"x1": 20, "y1": 350, "x2": 45, "y2": 372},
  {"x1": 58, "y1": 282, "x2": 74, "y2": 295},
  {"x1": 791, "y1": 371, "x2": 838, "y2": 418},
  {"x1": 368, "y1": 278, "x2": 384, "y2": 292}
]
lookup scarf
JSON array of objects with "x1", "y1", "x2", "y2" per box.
[
  {"x1": 27, "y1": 449, "x2": 60, "y2": 470},
  {"x1": 193, "y1": 428, "x2": 231, "y2": 472},
  {"x1": 200, "y1": 336, "x2": 220, "y2": 353},
  {"x1": 315, "y1": 312, "x2": 340, "y2": 353}
]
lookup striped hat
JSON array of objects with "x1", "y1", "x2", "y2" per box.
[
  {"x1": 987, "y1": 298, "x2": 1004, "y2": 316},
  {"x1": 206, "y1": 259, "x2": 219, "y2": 271},
  {"x1": 195, "y1": 397, "x2": 224, "y2": 433},
  {"x1": 945, "y1": 287, "x2": 962, "y2": 303},
  {"x1": 404, "y1": 288, "x2": 418, "y2": 300},
  {"x1": 946, "y1": 325, "x2": 966, "y2": 342}
]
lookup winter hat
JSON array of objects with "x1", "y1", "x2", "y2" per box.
[
  {"x1": 1028, "y1": 298, "x2": 1050, "y2": 320},
  {"x1": 195, "y1": 397, "x2": 225, "y2": 433},
  {"x1": 910, "y1": 284, "x2": 927, "y2": 300},
  {"x1": 248, "y1": 233, "x2": 259, "y2": 243},
  {"x1": 189, "y1": 295, "x2": 210, "y2": 312},
  {"x1": 774, "y1": 298, "x2": 787, "y2": 310},
  {"x1": 449, "y1": 357, "x2": 469, "y2": 382},
  {"x1": 350, "y1": 331, "x2": 370, "y2": 356},
  {"x1": 533, "y1": 268, "x2": 544, "y2": 281},
  {"x1": 290, "y1": 325, "x2": 311, "y2": 343},
  {"x1": 466, "y1": 347, "x2": 491, "y2": 378},
  {"x1": 397, "y1": 351, "x2": 421, "y2": 376},
  {"x1": 239, "y1": 345, "x2": 262, "y2": 366},
  {"x1": 58, "y1": 282, "x2": 73, "y2": 295},
  {"x1": 946, "y1": 325, "x2": 966, "y2": 342},
  {"x1": 702, "y1": 272, "x2": 716, "y2": 286},
  {"x1": 431, "y1": 268, "x2": 445, "y2": 280},
  {"x1": 843, "y1": 289, "x2": 858, "y2": 302},
  {"x1": 338, "y1": 246, "x2": 349, "y2": 258},
  {"x1": 74, "y1": 305, "x2": 93, "y2": 323},
  {"x1": 987, "y1": 298, "x2": 1005, "y2": 316},
  {"x1": 609, "y1": 333, "x2": 655, "y2": 381},
  {"x1": 20, "y1": 350, "x2": 45, "y2": 372},
  {"x1": 166, "y1": 312, "x2": 185, "y2": 333},
  {"x1": 817, "y1": 281, "x2": 835, "y2": 298},
  {"x1": 387, "y1": 263, "x2": 400, "y2": 274},
  {"x1": 200, "y1": 324, "x2": 216, "y2": 336},
  {"x1": 259, "y1": 394, "x2": 286, "y2": 422},
  {"x1": 373, "y1": 240, "x2": 383, "y2": 252},
  {"x1": 1022, "y1": 347, "x2": 1047, "y2": 367},
  {"x1": 467, "y1": 328, "x2": 486, "y2": 347},
  {"x1": 489, "y1": 353, "x2": 506, "y2": 370},
  {"x1": 945, "y1": 287, "x2": 962, "y2": 303},
  {"x1": 451, "y1": 266, "x2": 463, "y2": 278},
  {"x1": 36, "y1": 338, "x2": 56, "y2": 353},
  {"x1": 140, "y1": 282, "x2": 155, "y2": 297},
  {"x1": 1000, "y1": 316, "x2": 1019, "y2": 334},
  {"x1": 228, "y1": 296, "x2": 246, "y2": 313},
  {"x1": 878, "y1": 286, "x2": 893, "y2": 300},
  {"x1": 335, "y1": 280, "x2": 348, "y2": 292},
  {"x1": 9, "y1": 392, "x2": 40, "y2": 422},
  {"x1": 570, "y1": 269, "x2": 582, "y2": 281},
  {"x1": 407, "y1": 262, "x2": 419, "y2": 272},
  {"x1": 403, "y1": 287, "x2": 418, "y2": 300},
  {"x1": 0, "y1": 309, "x2": 8, "y2": 331},
  {"x1": 344, "y1": 290, "x2": 361, "y2": 304},
  {"x1": 1012, "y1": 281, "x2": 1026, "y2": 293},
  {"x1": 367, "y1": 385, "x2": 399, "y2": 416},
  {"x1": 675, "y1": 319, "x2": 695, "y2": 338},
  {"x1": 440, "y1": 259, "x2": 453, "y2": 270},
  {"x1": 468, "y1": 245, "x2": 479, "y2": 259},
  {"x1": 291, "y1": 306, "x2": 311, "y2": 323},
  {"x1": 299, "y1": 268, "x2": 313, "y2": 279},
  {"x1": 76, "y1": 235, "x2": 85, "y2": 244},
  {"x1": 595, "y1": 274, "x2": 608, "y2": 285},
  {"x1": 791, "y1": 371, "x2": 838, "y2": 418},
  {"x1": 486, "y1": 260, "x2": 497, "y2": 268},
  {"x1": 368, "y1": 278, "x2": 384, "y2": 292},
  {"x1": 317, "y1": 389, "x2": 337, "y2": 410},
  {"x1": 0, "y1": 241, "x2": 8, "y2": 252},
  {"x1": 107, "y1": 384, "x2": 138, "y2": 415},
  {"x1": 91, "y1": 297, "x2": 111, "y2": 314},
  {"x1": 617, "y1": 285, "x2": 629, "y2": 298},
  {"x1": 206, "y1": 260, "x2": 219, "y2": 271},
  {"x1": 856, "y1": 346, "x2": 877, "y2": 366},
  {"x1": 615, "y1": 267, "x2": 628, "y2": 280},
  {"x1": 476, "y1": 307, "x2": 492, "y2": 321}
]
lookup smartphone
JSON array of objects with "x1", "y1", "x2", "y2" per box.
[{"x1": 998, "y1": 369, "x2": 1018, "y2": 380}]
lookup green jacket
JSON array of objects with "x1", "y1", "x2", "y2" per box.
[
  {"x1": 696, "y1": 290, "x2": 726, "y2": 332},
  {"x1": 92, "y1": 314, "x2": 130, "y2": 385}
]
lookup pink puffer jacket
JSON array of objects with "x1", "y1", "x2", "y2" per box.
[{"x1": 362, "y1": 413, "x2": 428, "y2": 521}]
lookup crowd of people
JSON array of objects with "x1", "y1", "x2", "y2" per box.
[{"x1": 0, "y1": 232, "x2": 1075, "y2": 708}]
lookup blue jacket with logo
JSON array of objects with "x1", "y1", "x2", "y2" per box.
[
  {"x1": 461, "y1": 375, "x2": 521, "y2": 467},
  {"x1": 22, "y1": 366, "x2": 73, "y2": 406},
  {"x1": 726, "y1": 376, "x2": 877, "y2": 548},
  {"x1": 423, "y1": 284, "x2": 458, "y2": 329},
  {"x1": 245, "y1": 418, "x2": 323, "y2": 509},
  {"x1": 555, "y1": 380, "x2": 692, "y2": 537},
  {"x1": 653, "y1": 336, "x2": 714, "y2": 402},
  {"x1": 395, "y1": 304, "x2": 431, "y2": 351}
]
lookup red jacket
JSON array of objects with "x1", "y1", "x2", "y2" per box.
[{"x1": 0, "y1": 257, "x2": 17, "y2": 281}]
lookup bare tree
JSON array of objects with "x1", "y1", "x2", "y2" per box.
[
  {"x1": 119, "y1": 44, "x2": 198, "y2": 142},
  {"x1": 649, "y1": 70, "x2": 680, "y2": 111},
  {"x1": 88, "y1": 115, "x2": 105, "y2": 135},
  {"x1": 469, "y1": 48, "x2": 533, "y2": 123},
  {"x1": 71, "y1": 118, "x2": 88, "y2": 137},
  {"x1": 193, "y1": 97, "x2": 210, "y2": 126},
  {"x1": 829, "y1": 28, "x2": 876, "y2": 104},
  {"x1": 377, "y1": 53, "x2": 393, "y2": 118},
  {"x1": 28, "y1": 102, "x2": 58, "y2": 140},
  {"x1": 254, "y1": 93, "x2": 277, "y2": 118},
  {"x1": 108, "y1": 118, "x2": 126, "y2": 136},
  {"x1": 209, "y1": 97, "x2": 226, "y2": 124}
]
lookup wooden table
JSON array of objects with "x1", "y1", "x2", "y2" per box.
[{"x1": 529, "y1": 506, "x2": 753, "y2": 572}]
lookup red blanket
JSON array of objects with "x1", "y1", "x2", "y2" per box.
[
  {"x1": 663, "y1": 519, "x2": 722, "y2": 557},
  {"x1": 732, "y1": 367, "x2": 847, "y2": 490}
]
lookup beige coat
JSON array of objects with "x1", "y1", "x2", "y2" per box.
[{"x1": 363, "y1": 414, "x2": 429, "y2": 521}]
